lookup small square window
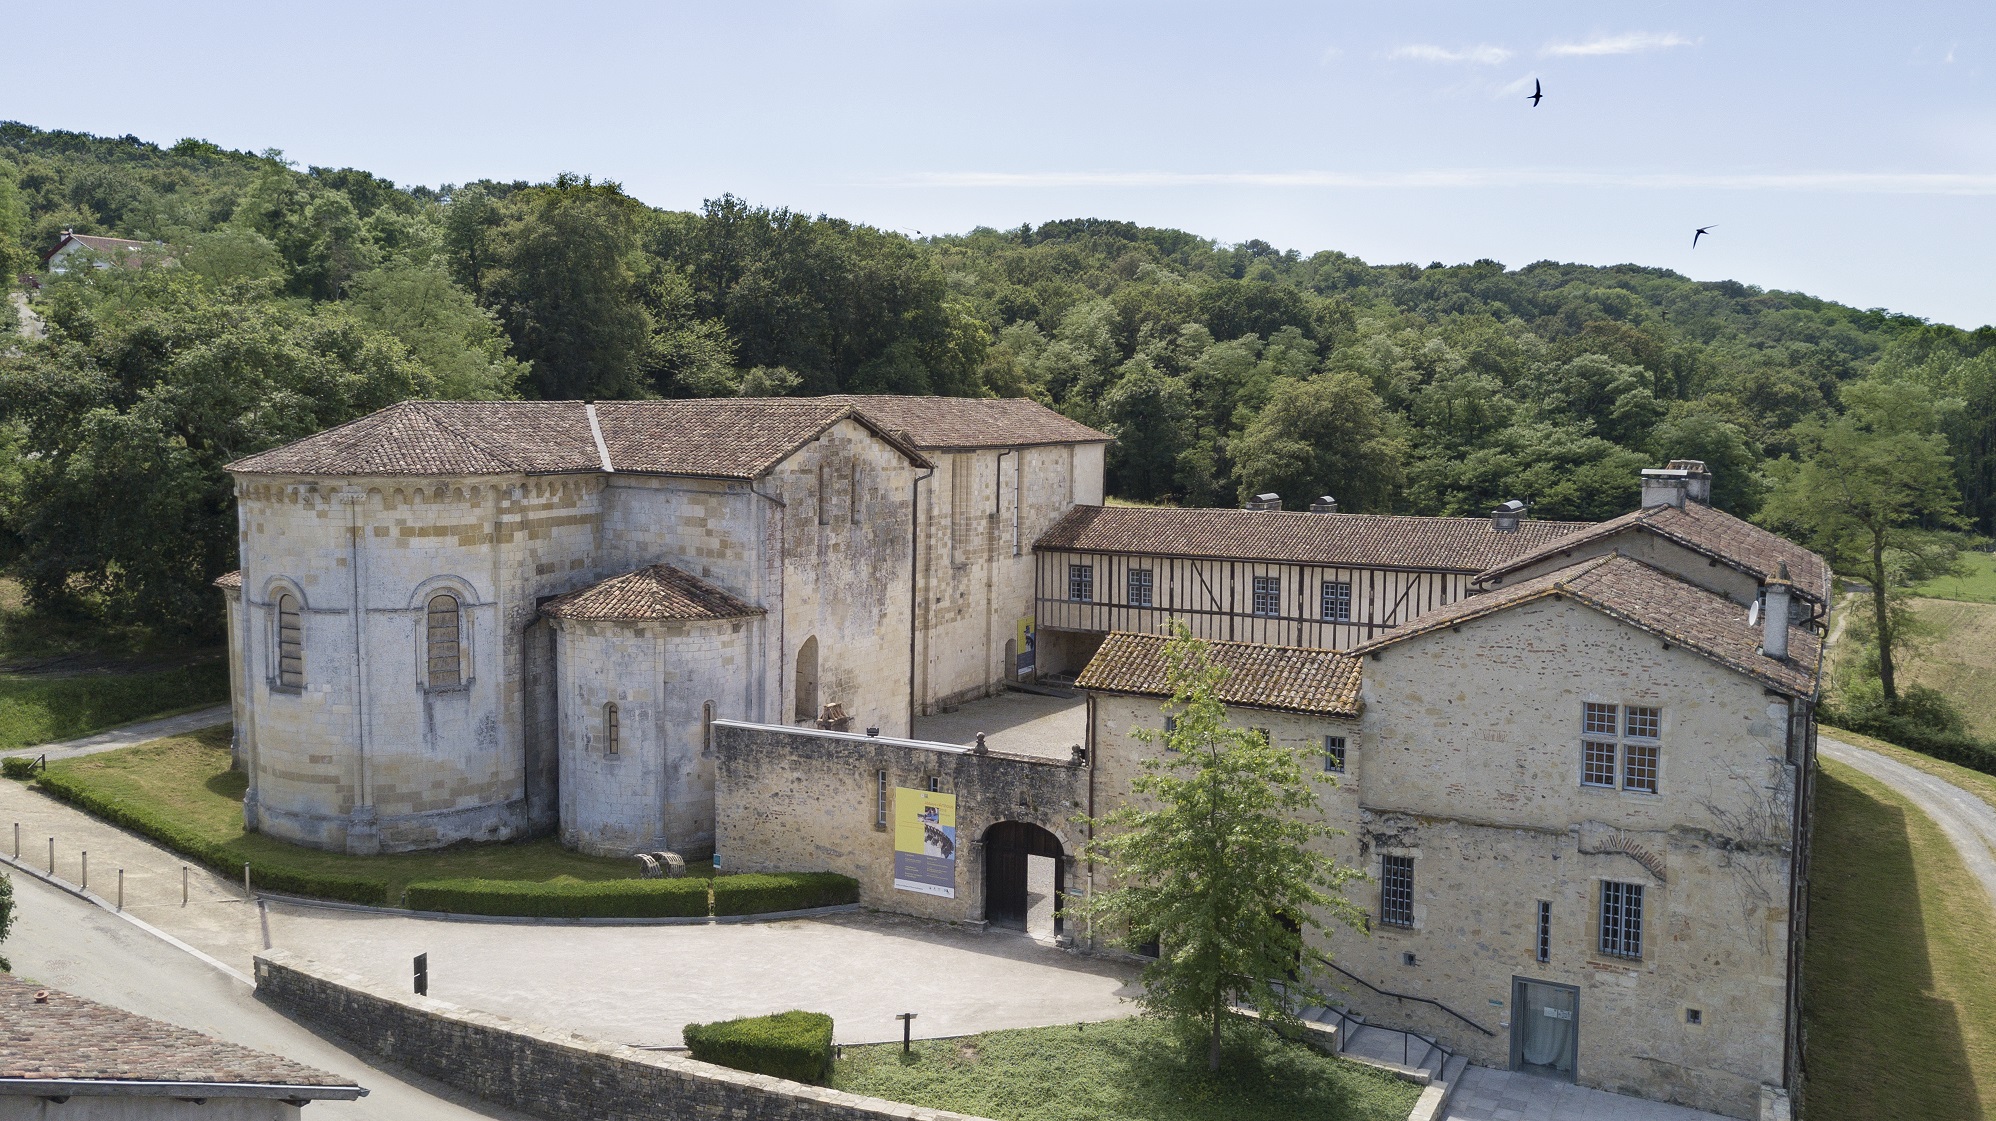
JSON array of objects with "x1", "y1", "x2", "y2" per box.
[
  {"x1": 1068, "y1": 564, "x2": 1094, "y2": 602},
  {"x1": 1625, "y1": 706, "x2": 1661, "y2": 740},
  {"x1": 1127, "y1": 568, "x2": 1153, "y2": 607},
  {"x1": 1321, "y1": 580, "x2": 1353, "y2": 622},
  {"x1": 1624, "y1": 741, "x2": 1659, "y2": 794},
  {"x1": 1686, "y1": 1008, "x2": 1703, "y2": 1025},
  {"x1": 1583, "y1": 702, "x2": 1618, "y2": 737},
  {"x1": 1323, "y1": 735, "x2": 1347, "y2": 774},
  {"x1": 1252, "y1": 575, "x2": 1281, "y2": 616},
  {"x1": 1582, "y1": 740, "x2": 1618, "y2": 787}
]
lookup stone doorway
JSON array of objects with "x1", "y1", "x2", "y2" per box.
[{"x1": 983, "y1": 821, "x2": 1063, "y2": 937}]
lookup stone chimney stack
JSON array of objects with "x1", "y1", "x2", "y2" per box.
[
  {"x1": 1244, "y1": 493, "x2": 1282, "y2": 512},
  {"x1": 1641, "y1": 460, "x2": 1713, "y2": 508},
  {"x1": 1490, "y1": 499, "x2": 1526, "y2": 533},
  {"x1": 1309, "y1": 495, "x2": 1340, "y2": 514},
  {"x1": 1762, "y1": 562, "x2": 1793, "y2": 661}
]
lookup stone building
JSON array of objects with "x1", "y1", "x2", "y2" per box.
[{"x1": 216, "y1": 396, "x2": 1106, "y2": 857}]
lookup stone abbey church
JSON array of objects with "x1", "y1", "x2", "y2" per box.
[{"x1": 221, "y1": 396, "x2": 1827, "y2": 1119}]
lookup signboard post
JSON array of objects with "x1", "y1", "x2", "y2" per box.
[{"x1": 892, "y1": 788, "x2": 957, "y2": 899}]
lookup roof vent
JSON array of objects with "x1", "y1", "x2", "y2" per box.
[
  {"x1": 1309, "y1": 495, "x2": 1340, "y2": 514},
  {"x1": 1491, "y1": 499, "x2": 1526, "y2": 533},
  {"x1": 1245, "y1": 493, "x2": 1282, "y2": 512}
]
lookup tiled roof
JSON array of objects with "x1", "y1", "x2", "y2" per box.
[
  {"x1": 1035, "y1": 505, "x2": 1594, "y2": 572},
  {"x1": 1474, "y1": 501, "x2": 1832, "y2": 606},
  {"x1": 230, "y1": 396, "x2": 1099, "y2": 478},
  {"x1": 213, "y1": 570, "x2": 242, "y2": 590},
  {"x1": 1076, "y1": 631, "x2": 1363, "y2": 717},
  {"x1": 42, "y1": 233, "x2": 152, "y2": 264},
  {"x1": 1355, "y1": 554, "x2": 1822, "y2": 697},
  {"x1": 541, "y1": 564, "x2": 764, "y2": 622},
  {"x1": 821, "y1": 395, "x2": 1110, "y2": 449},
  {"x1": 0, "y1": 974, "x2": 358, "y2": 1094}
]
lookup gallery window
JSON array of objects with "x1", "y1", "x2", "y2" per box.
[
  {"x1": 275, "y1": 592, "x2": 304, "y2": 689},
  {"x1": 1599, "y1": 880, "x2": 1644, "y2": 959},
  {"x1": 1380, "y1": 855, "x2": 1414, "y2": 928},
  {"x1": 426, "y1": 593, "x2": 463, "y2": 688},
  {"x1": 1323, "y1": 735, "x2": 1347, "y2": 774},
  {"x1": 1068, "y1": 564, "x2": 1094, "y2": 603},
  {"x1": 1321, "y1": 580, "x2": 1352, "y2": 622},
  {"x1": 1252, "y1": 575, "x2": 1281, "y2": 616},
  {"x1": 1127, "y1": 568, "x2": 1153, "y2": 607}
]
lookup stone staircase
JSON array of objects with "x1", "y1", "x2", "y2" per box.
[{"x1": 1296, "y1": 1001, "x2": 1470, "y2": 1117}]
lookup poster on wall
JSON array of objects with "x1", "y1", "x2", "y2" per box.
[
  {"x1": 893, "y1": 787, "x2": 958, "y2": 898},
  {"x1": 1016, "y1": 617, "x2": 1036, "y2": 677}
]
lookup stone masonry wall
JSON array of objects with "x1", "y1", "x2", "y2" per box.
[
  {"x1": 252, "y1": 950, "x2": 992, "y2": 1121},
  {"x1": 713, "y1": 722, "x2": 1087, "y2": 924}
]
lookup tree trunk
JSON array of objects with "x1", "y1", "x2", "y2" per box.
[
  {"x1": 1871, "y1": 533, "x2": 1897, "y2": 703},
  {"x1": 1209, "y1": 998, "x2": 1223, "y2": 1072}
]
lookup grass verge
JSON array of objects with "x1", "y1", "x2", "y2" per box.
[
  {"x1": 1899, "y1": 597, "x2": 1996, "y2": 740},
  {"x1": 1821, "y1": 725, "x2": 1996, "y2": 813},
  {"x1": 1803, "y1": 759, "x2": 1996, "y2": 1120},
  {"x1": 0, "y1": 660, "x2": 228, "y2": 752},
  {"x1": 27, "y1": 728, "x2": 852, "y2": 915},
  {"x1": 829, "y1": 1016, "x2": 1421, "y2": 1121},
  {"x1": 1913, "y1": 550, "x2": 1996, "y2": 604}
]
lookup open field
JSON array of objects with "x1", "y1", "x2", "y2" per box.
[
  {"x1": 1896, "y1": 596, "x2": 1996, "y2": 740},
  {"x1": 1914, "y1": 550, "x2": 1996, "y2": 604},
  {"x1": 1802, "y1": 759, "x2": 1996, "y2": 1120},
  {"x1": 829, "y1": 1016, "x2": 1421, "y2": 1121}
]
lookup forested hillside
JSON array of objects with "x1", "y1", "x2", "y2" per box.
[{"x1": 2, "y1": 121, "x2": 1991, "y2": 633}]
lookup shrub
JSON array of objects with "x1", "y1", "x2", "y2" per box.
[
  {"x1": 711, "y1": 872, "x2": 859, "y2": 916},
  {"x1": 1, "y1": 757, "x2": 37, "y2": 781},
  {"x1": 1825, "y1": 680, "x2": 1996, "y2": 778},
  {"x1": 683, "y1": 1010, "x2": 834, "y2": 1083},
  {"x1": 403, "y1": 876, "x2": 712, "y2": 918},
  {"x1": 33, "y1": 770, "x2": 386, "y2": 905}
]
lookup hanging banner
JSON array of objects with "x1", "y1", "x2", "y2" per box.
[
  {"x1": 893, "y1": 787, "x2": 958, "y2": 898},
  {"x1": 1015, "y1": 617, "x2": 1036, "y2": 676}
]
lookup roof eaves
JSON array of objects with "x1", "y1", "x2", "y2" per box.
[{"x1": 1558, "y1": 585, "x2": 1813, "y2": 698}]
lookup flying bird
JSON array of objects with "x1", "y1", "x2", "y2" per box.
[
  {"x1": 1693, "y1": 225, "x2": 1715, "y2": 248},
  {"x1": 1528, "y1": 79, "x2": 1543, "y2": 107}
]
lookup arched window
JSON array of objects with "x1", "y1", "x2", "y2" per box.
[
  {"x1": 426, "y1": 594, "x2": 462, "y2": 687},
  {"x1": 605, "y1": 703, "x2": 620, "y2": 755},
  {"x1": 794, "y1": 637, "x2": 819, "y2": 722},
  {"x1": 276, "y1": 593, "x2": 304, "y2": 689}
]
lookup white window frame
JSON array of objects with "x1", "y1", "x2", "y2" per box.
[
  {"x1": 1127, "y1": 567, "x2": 1153, "y2": 607},
  {"x1": 1068, "y1": 564, "x2": 1094, "y2": 603},
  {"x1": 1252, "y1": 575, "x2": 1281, "y2": 617},
  {"x1": 1321, "y1": 580, "x2": 1353, "y2": 622},
  {"x1": 1323, "y1": 735, "x2": 1347, "y2": 774},
  {"x1": 1580, "y1": 703, "x2": 1661, "y2": 794}
]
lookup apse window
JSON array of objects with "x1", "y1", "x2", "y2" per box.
[
  {"x1": 275, "y1": 592, "x2": 304, "y2": 689},
  {"x1": 604, "y1": 703, "x2": 620, "y2": 755}
]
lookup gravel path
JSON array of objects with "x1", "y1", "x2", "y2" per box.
[
  {"x1": 1820, "y1": 733, "x2": 1996, "y2": 909},
  {"x1": 0, "y1": 704, "x2": 231, "y2": 762}
]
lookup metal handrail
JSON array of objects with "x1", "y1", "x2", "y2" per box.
[{"x1": 1314, "y1": 953, "x2": 1497, "y2": 1038}]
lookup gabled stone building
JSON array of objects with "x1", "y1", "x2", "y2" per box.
[{"x1": 216, "y1": 396, "x2": 1107, "y2": 856}]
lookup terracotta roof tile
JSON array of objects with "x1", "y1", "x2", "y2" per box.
[
  {"x1": 0, "y1": 974, "x2": 357, "y2": 1092},
  {"x1": 540, "y1": 564, "x2": 763, "y2": 622},
  {"x1": 1076, "y1": 631, "x2": 1363, "y2": 717},
  {"x1": 1474, "y1": 502, "x2": 1832, "y2": 606},
  {"x1": 822, "y1": 395, "x2": 1109, "y2": 448},
  {"x1": 1035, "y1": 505, "x2": 1593, "y2": 572},
  {"x1": 213, "y1": 570, "x2": 242, "y2": 590},
  {"x1": 1357, "y1": 554, "x2": 1822, "y2": 697}
]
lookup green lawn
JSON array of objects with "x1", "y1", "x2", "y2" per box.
[
  {"x1": 0, "y1": 661, "x2": 228, "y2": 753},
  {"x1": 829, "y1": 1017, "x2": 1421, "y2": 1121},
  {"x1": 1803, "y1": 759, "x2": 1996, "y2": 1120},
  {"x1": 1914, "y1": 550, "x2": 1996, "y2": 604},
  {"x1": 1897, "y1": 597, "x2": 1996, "y2": 740},
  {"x1": 1823, "y1": 725, "x2": 1996, "y2": 811},
  {"x1": 35, "y1": 727, "x2": 665, "y2": 902}
]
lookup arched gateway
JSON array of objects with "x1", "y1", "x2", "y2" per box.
[{"x1": 983, "y1": 821, "x2": 1064, "y2": 935}]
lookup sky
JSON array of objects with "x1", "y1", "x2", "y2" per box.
[{"x1": 7, "y1": 1, "x2": 1993, "y2": 328}]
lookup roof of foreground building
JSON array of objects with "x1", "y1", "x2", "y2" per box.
[
  {"x1": 225, "y1": 396, "x2": 1107, "y2": 479},
  {"x1": 1036, "y1": 505, "x2": 1593, "y2": 572},
  {"x1": 540, "y1": 564, "x2": 764, "y2": 622},
  {"x1": 1077, "y1": 631, "x2": 1364, "y2": 717}
]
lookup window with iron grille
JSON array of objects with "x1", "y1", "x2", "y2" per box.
[
  {"x1": 876, "y1": 769, "x2": 889, "y2": 826},
  {"x1": 1321, "y1": 580, "x2": 1352, "y2": 622},
  {"x1": 1536, "y1": 900, "x2": 1552, "y2": 963},
  {"x1": 1380, "y1": 855, "x2": 1414, "y2": 927},
  {"x1": 1252, "y1": 575, "x2": 1281, "y2": 616},
  {"x1": 1128, "y1": 568, "x2": 1154, "y2": 607},
  {"x1": 604, "y1": 703, "x2": 620, "y2": 755},
  {"x1": 1599, "y1": 881, "x2": 1644, "y2": 958},
  {"x1": 275, "y1": 593, "x2": 304, "y2": 689},
  {"x1": 1583, "y1": 740, "x2": 1618, "y2": 787},
  {"x1": 1068, "y1": 564, "x2": 1094, "y2": 602},
  {"x1": 1324, "y1": 735, "x2": 1347, "y2": 774},
  {"x1": 1624, "y1": 742, "x2": 1659, "y2": 793}
]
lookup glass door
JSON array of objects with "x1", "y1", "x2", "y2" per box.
[{"x1": 1510, "y1": 978, "x2": 1578, "y2": 1080}]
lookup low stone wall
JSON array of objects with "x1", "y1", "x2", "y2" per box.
[{"x1": 252, "y1": 950, "x2": 988, "y2": 1121}]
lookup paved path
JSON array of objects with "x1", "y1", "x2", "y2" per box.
[
  {"x1": 1443, "y1": 1066, "x2": 1729, "y2": 1121},
  {"x1": 3, "y1": 872, "x2": 534, "y2": 1121},
  {"x1": 1820, "y1": 733, "x2": 1996, "y2": 909},
  {"x1": 0, "y1": 704, "x2": 232, "y2": 762}
]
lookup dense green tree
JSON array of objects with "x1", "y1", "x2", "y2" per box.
[
  {"x1": 1231, "y1": 370, "x2": 1406, "y2": 511},
  {"x1": 345, "y1": 263, "x2": 525, "y2": 399},
  {"x1": 1077, "y1": 624, "x2": 1364, "y2": 1072}
]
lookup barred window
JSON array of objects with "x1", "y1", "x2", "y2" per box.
[
  {"x1": 604, "y1": 703, "x2": 620, "y2": 755},
  {"x1": 876, "y1": 769, "x2": 889, "y2": 826},
  {"x1": 1624, "y1": 742, "x2": 1660, "y2": 794},
  {"x1": 276, "y1": 593, "x2": 304, "y2": 689},
  {"x1": 1323, "y1": 735, "x2": 1347, "y2": 774},
  {"x1": 1252, "y1": 575, "x2": 1281, "y2": 616},
  {"x1": 1583, "y1": 702, "x2": 1618, "y2": 737},
  {"x1": 1625, "y1": 706, "x2": 1661, "y2": 740},
  {"x1": 1321, "y1": 580, "x2": 1352, "y2": 622},
  {"x1": 1128, "y1": 568, "x2": 1153, "y2": 607},
  {"x1": 1068, "y1": 564, "x2": 1094, "y2": 603},
  {"x1": 1582, "y1": 740, "x2": 1618, "y2": 787},
  {"x1": 1600, "y1": 881, "x2": 1644, "y2": 958},
  {"x1": 1536, "y1": 900, "x2": 1552, "y2": 963},
  {"x1": 1380, "y1": 855, "x2": 1414, "y2": 928},
  {"x1": 426, "y1": 594, "x2": 462, "y2": 688}
]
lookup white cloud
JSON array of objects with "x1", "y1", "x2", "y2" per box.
[
  {"x1": 1388, "y1": 43, "x2": 1513, "y2": 65},
  {"x1": 1541, "y1": 32, "x2": 1695, "y2": 57},
  {"x1": 888, "y1": 169, "x2": 1996, "y2": 196}
]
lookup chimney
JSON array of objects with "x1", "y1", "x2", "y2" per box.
[
  {"x1": 1245, "y1": 493, "x2": 1282, "y2": 512},
  {"x1": 1762, "y1": 562, "x2": 1793, "y2": 661},
  {"x1": 1641, "y1": 460, "x2": 1713, "y2": 508},
  {"x1": 1309, "y1": 495, "x2": 1340, "y2": 514},
  {"x1": 1490, "y1": 499, "x2": 1526, "y2": 533}
]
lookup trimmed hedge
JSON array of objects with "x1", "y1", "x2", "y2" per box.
[
  {"x1": 32, "y1": 770, "x2": 387, "y2": 905},
  {"x1": 1, "y1": 757, "x2": 37, "y2": 781},
  {"x1": 403, "y1": 876, "x2": 712, "y2": 918},
  {"x1": 683, "y1": 1010, "x2": 834, "y2": 1083},
  {"x1": 712, "y1": 872, "x2": 859, "y2": 916},
  {"x1": 1826, "y1": 716, "x2": 1996, "y2": 777}
]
